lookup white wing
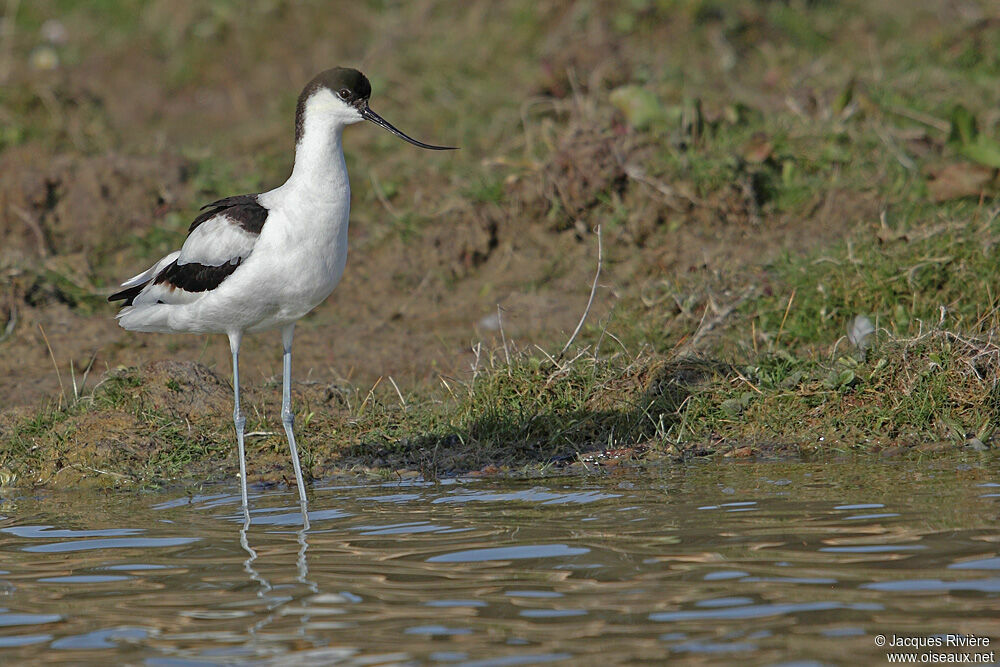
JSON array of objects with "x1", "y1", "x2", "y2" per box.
[{"x1": 176, "y1": 213, "x2": 259, "y2": 267}]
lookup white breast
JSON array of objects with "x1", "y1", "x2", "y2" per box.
[{"x1": 252, "y1": 182, "x2": 351, "y2": 321}]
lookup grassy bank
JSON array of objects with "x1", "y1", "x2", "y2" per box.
[{"x1": 2, "y1": 0, "x2": 999, "y2": 488}]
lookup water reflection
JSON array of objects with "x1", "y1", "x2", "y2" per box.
[{"x1": 0, "y1": 461, "x2": 997, "y2": 664}]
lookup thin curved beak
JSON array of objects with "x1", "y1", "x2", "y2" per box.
[{"x1": 360, "y1": 103, "x2": 457, "y2": 151}]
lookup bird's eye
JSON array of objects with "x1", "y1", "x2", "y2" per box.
[{"x1": 338, "y1": 88, "x2": 351, "y2": 100}]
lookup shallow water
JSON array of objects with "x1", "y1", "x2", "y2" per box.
[{"x1": 1, "y1": 461, "x2": 998, "y2": 665}]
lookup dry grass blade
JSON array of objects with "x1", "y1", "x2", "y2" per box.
[
  {"x1": 387, "y1": 375, "x2": 406, "y2": 409},
  {"x1": 534, "y1": 344, "x2": 562, "y2": 371},
  {"x1": 359, "y1": 376, "x2": 383, "y2": 415},
  {"x1": 38, "y1": 323, "x2": 65, "y2": 409},
  {"x1": 77, "y1": 349, "x2": 98, "y2": 399},
  {"x1": 775, "y1": 289, "x2": 797, "y2": 347}
]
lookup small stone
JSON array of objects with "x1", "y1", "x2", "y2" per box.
[
  {"x1": 966, "y1": 437, "x2": 988, "y2": 451},
  {"x1": 847, "y1": 315, "x2": 874, "y2": 352}
]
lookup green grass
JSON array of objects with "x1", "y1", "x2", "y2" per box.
[
  {"x1": 667, "y1": 329, "x2": 1000, "y2": 451},
  {"x1": 747, "y1": 201, "x2": 1000, "y2": 352}
]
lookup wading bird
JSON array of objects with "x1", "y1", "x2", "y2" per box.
[{"x1": 109, "y1": 67, "x2": 455, "y2": 521}]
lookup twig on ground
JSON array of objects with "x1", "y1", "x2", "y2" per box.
[{"x1": 558, "y1": 224, "x2": 602, "y2": 361}]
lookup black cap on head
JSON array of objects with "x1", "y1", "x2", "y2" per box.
[
  {"x1": 295, "y1": 67, "x2": 372, "y2": 143},
  {"x1": 315, "y1": 67, "x2": 372, "y2": 103},
  {"x1": 295, "y1": 66, "x2": 457, "y2": 151}
]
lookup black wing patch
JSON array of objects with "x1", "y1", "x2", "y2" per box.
[
  {"x1": 108, "y1": 284, "x2": 145, "y2": 306},
  {"x1": 153, "y1": 258, "x2": 243, "y2": 293},
  {"x1": 109, "y1": 257, "x2": 243, "y2": 305},
  {"x1": 189, "y1": 194, "x2": 267, "y2": 234}
]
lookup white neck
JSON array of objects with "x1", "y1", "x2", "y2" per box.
[{"x1": 284, "y1": 117, "x2": 349, "y2": 198}]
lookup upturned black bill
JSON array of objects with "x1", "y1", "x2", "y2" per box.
[{"x1": 361, "y1": 105, "x2": 457, "y2": 150}]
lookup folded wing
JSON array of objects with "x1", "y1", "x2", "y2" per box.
[{"x1": 109, "y1": 195, "x2": 267, "y2": 308}]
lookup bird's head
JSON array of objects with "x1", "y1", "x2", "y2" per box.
[{"x1": 295, "y1": 67, "x2": 456, "y2": 150}]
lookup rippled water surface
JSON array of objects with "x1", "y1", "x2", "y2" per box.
[{"x1": 1, "y1": 461, "x2": 998, "y2": 665}]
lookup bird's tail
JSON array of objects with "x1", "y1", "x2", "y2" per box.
[{"x1": 108, "y1": 251, "x2": 180, "y2": 307}]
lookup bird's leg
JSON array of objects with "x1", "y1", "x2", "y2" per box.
[
  {"x1": 229, "y1": 331, "x2": 250, "y2": 522},
  {"x1": 281, "y1": 323, "x2": 310, "y2": 527}
]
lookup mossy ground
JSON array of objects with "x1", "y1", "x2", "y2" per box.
[{"x1": 2, "y1": 1, "x2": 999, "y2": 489}]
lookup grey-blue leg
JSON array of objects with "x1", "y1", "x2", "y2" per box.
[
  {"x1": 229, "y1": 331, "x2": 249, "y2": 520},
  {"x1": 281, "y1": 323, "x2": 309, "y2": 527}
]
